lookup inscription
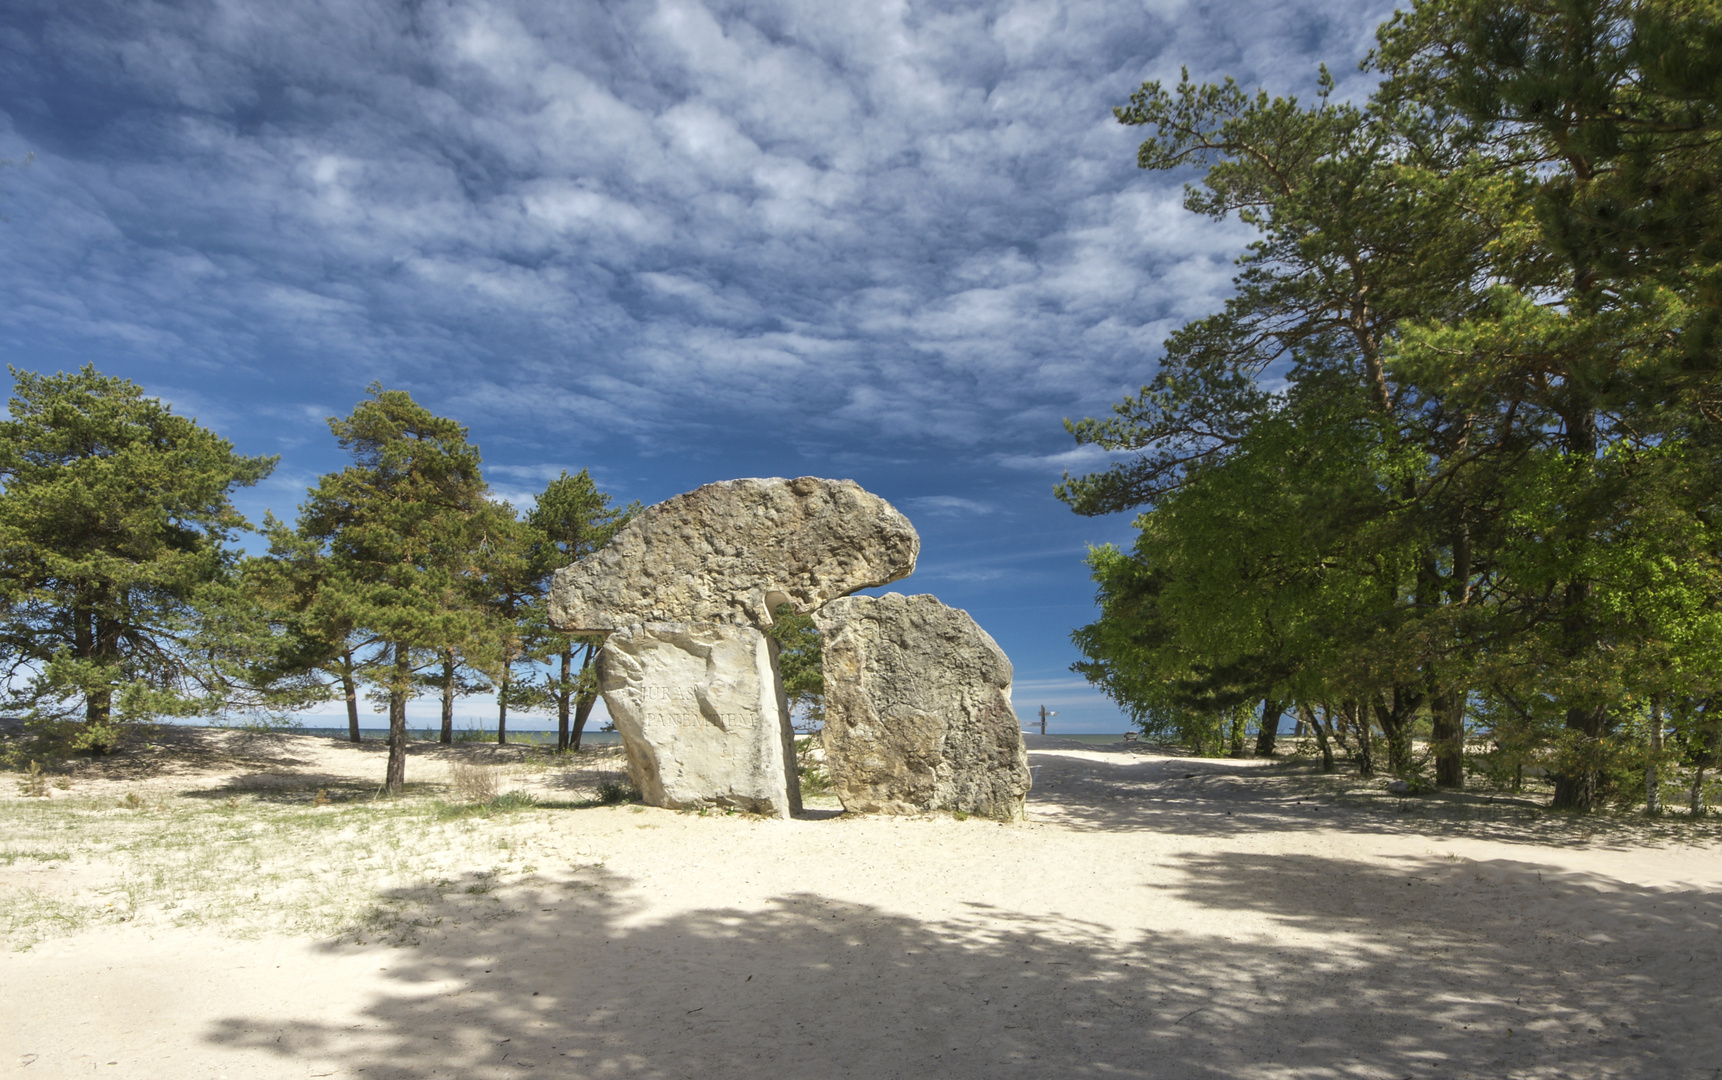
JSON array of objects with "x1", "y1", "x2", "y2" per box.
[
  {"x1": 640, "y1": 707, "x2": 758, "y2": 726},
  {"x1": 638, "y1": 685, "x2": 701, "y2": 700}
]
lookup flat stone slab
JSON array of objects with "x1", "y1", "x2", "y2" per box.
[
  {"x1": 549, "y1": 477, "x2": 918, "y2": 632},
  {"x1": 815, "y1": 593, "x2": 1030, "y2": 820},
  {"x1": 597, "y1": 622, "x2": 800, "y2": 817}
]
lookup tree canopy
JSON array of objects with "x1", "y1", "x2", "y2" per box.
[
  {"x1": 0, "y1": 366, "x2": 292, "y2": 750},
  {"x1": 294, "y1": 385, "x2": 491, "y2": 793},
  {"x1": 1063, "y1": 0, "x2": 1722, "y2": 810}
]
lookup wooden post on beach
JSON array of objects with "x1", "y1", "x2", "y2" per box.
[{"x1": 1037, "y1": 705, "x2": 1056, "y2": 735}]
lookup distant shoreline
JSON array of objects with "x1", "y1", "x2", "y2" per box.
[
  {"x1": 184, "y1": 725, "x2": 1136, "y2": 743},
  {"x1": 289, "y1": 727, "x2": 621, "y2": 745},
  {"x1": 244, "y1": 726, "x2": 1135, "y2": 744}
]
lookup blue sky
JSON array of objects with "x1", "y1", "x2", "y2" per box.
[{"x1": 0, "y1": 0, "x2": 1394, "y2": 733}]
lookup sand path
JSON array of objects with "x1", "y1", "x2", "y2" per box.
[{"x1": 3, "y1": 733, "x2": 1719, "y2": 1079}]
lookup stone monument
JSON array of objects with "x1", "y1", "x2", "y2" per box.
[
  {"x1": 551, "y1": 477, "x2": 919, "y2": 817},
  {"x1": 815, "y1": 593, "x2": 1030, "y2": 820},
  {"x1": 549, "y1": 476, "x2": 1030, "y2": 821}
]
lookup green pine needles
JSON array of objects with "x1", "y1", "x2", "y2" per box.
[
  {"x1": 0, "y1": 366, "x2": 289, "y2": 751},
  {"x1": 1063, "y1": 0, "x2": 1722, "y2": 810},
  {"x1": 0, "y1": 372, "x2": 632, "y2": 796}
]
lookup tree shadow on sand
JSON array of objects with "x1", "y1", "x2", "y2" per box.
[
  {"x1": 1028, "y1": 749, "x2": 1722, "y2": 852},
  {"x1": 205, "y1": 847, "x2": 1719, "y2": 1079}
]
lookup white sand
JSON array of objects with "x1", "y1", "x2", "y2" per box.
[{"x1": 4, "y1": 732, "x2": 1719, "y2": 1079}]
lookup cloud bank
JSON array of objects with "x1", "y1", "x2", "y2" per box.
[{"x1": 0, "y1": 0, "x2": 1393, "y2": 458}]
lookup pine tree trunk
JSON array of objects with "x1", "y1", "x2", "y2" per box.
[
  {"x1": 1691, "y1": 722, "x2": 1719, "y2": 815},
  {"x1": 1374, "y1": 690, "x2": 1417, "y2": 777},
  {"x1": 1552, "y1": 702, "x2": 1608, "y2": 810},
  {"x1": 384, "y1": 642, "x2": 410, "y2": 795},
  {"x1": 1552, "y1": 407, "x2": 1607, "y2": 811},
  {"x1": 1646, "y1": 696, "x2": 1663, "y2": 814},
  {"x1": 496, "y1": 670, "x2": 509, "y2": 746},
  {"x1": 1254, "y1": 699, "x2": 1281, "y2": 758},
  {"x1": 557, "y1": 646, "x2": 572, "y2": 751},
  {"x1": 86, "y1": 610, "x2": 114, "y2": 726},
  {"x1": 569, "y1": 641, "x2": 600, "y2": 751},
  {"x1": 88, "y1": 611, "x2": 118, "y2": 727},
  {"x1": 76, "y1": 606, "x2": 99, "y2": 724},
  {"x1": 571, "y1": 691, "x2": 597, "y2": 751},
  {"x1": 1349, "y1": 701, "x2": 1375, "y2": 778},
  {"x1": 1294, "y1": 706, "x2": 1336, "y2": 771},
  {"x1": 440, "y1": 649, "x2": 456, "y2": 745},
  {"x1": 342, "y1": 651, "x2": 360, "y2": 743},
  {"x1": 1431, "y1": 689, "x2": 1466, "y2": 788},
  {"x1": 1228, "y1": 709, "x2": 1247, "y2": 758}
]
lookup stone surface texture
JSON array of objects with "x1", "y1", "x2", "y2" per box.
[
  {"x1": 814, "y1": 593, "x2": 1029, "y2": 820},
  {"x1": 597, "y1": 622, "x2": 801, "y2": 818},
  {"x1": 549, "y1": 477, "x2": 919, "y2": 632}
]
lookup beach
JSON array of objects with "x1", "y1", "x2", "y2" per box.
[{"x1": 3, "y1": 729, "x2": 1718, "y2": 1079}]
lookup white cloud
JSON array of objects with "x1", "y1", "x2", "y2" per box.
[
  {"x1": 904, "y1": 494, "x2": 996, "y2": 517},
  {"x1": 995, "y1": 443, "x2": 1137, "y2": 475}
]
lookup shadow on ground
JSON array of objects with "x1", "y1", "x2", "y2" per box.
[
  {"x1": 1025, "y1": 745, "x2": 1722, "y2": 851},
  {"x1": 204, "y1": 851, "x2": 1720, "y2": 1080}
]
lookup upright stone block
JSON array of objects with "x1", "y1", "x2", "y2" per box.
[
  {"x1": 597, "y1": 622, "x2": 801, "y2": 818},
  {"x1": 549, "y1": 476, "x2": 919, "y2": 632},
  {"x1": 815, "y1": 593, "x2": 1030, "y2": 820}
]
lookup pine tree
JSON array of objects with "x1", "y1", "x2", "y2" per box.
[
  {"x1": 250, "y1": 515, "x2": 383, "y2": 743},
  {"x1": 524, "y1": 470, "x2": 633, "y2": 751},
  {"x1": 1067, "y1": 1, "x2": 1722, "y2": 805},
  {"x1": 1373, "y1": 0, "x2": 1722, "y2": 806},
  {"x1": 0, "y1": 366, "x2": 283, "y2": 749},
  {"x1": 473, "y1": 501, "x2": 543, "y2": 746},
  {"x1": 296, "y1": 385, "x2": 489, "y2": 793}
]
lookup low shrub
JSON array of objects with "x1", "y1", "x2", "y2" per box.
[{"x1": 448, "y1": 762, "x2": 498, "y2": 803}]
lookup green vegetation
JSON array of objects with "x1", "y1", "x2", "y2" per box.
[
  {"x1": 0, "y1": 789, "x2": 521, "y2": 949},
  {"x1": 793, "y1": 736, "x2": 833, "y2": 797},
  {"x1": 0, "y1": 740, "x2": 636, "y2": 950},
  {"x1": 1063, "y1": 0, "x2": 1722, "y2": 811},
  {"x1": 524, "y1": 470, "x2": 635, "y2": 751},
  {"x1": 767, "y1": 601, "x2": 824, "y2": 729},
  {"x1": 0, "y1": 371, "x2": 632, "y2": 793},
  {"x1": 0, "y1": 366, "x2": 310, "y2": 753},
  {"x1": 9, "y1": 0, "x2": 1721, "y2": 826}
]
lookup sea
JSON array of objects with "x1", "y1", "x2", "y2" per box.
[{"x1": 294, "y1": 727, "x2": 624, "y2": 745}]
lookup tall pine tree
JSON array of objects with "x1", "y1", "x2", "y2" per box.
[
  {"x1": 296, "y1": 385, "x2": 488, "y2": 793},
  {"x1": 0, "y1": 366, "x2": 285, "y2": 749}
]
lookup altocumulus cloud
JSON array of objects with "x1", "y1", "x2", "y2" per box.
[
  {"x1": 0, "y1": 0, "x2": 1393, "y2": 455},
  {"x1": 0, "y1": 0, "x2": 1397, "y2": 730}
]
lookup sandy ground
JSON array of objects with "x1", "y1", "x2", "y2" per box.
[{"x1": 3, "y1": 730, "x2": 1720, "y2": 1080}]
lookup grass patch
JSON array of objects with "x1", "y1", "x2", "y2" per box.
[
  {"x1": 448, "y1": 761, "x2": 499, "y2": 802},
  {"x1": 432, "y1": 791, "x2": 539, "y2": 820},
  {"x1": 0, "y1": 849, "x2": 72, "y2": 865},
  {"x1": 595, "y1": 779, "x2": 635, "y2": 805},
  {"x1": 0, "y1": 733, "x2": 649, "y2": 950},
  {"x1": 0, "y1": 786, "x2": 576, "y2": 950}
]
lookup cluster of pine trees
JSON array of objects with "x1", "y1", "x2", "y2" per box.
[
  {"x1": 1061, "y1": 0, "x2": 1722, "y2": 811},
  {"x1": 0, "y1": 367, "x2": 633, "y2": 792}
]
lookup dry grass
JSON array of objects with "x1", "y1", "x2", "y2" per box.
[
  {"x1": 0, "y1": 731, "x2": 641, "y2": 951},
  {"x1": 447, "y1": 761, "x2": 499, "y2": 803}
]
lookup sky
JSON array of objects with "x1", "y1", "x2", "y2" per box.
[{"x1": 0, "y1": 0, "x2": 1396, "y2": 734}]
